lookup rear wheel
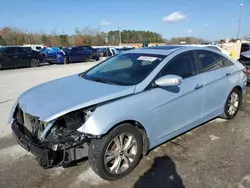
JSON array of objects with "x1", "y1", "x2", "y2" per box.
[
  {"x1": 63, "y1": 56, "x2": 69, "y2": 64},
  {"x1": 222, "y1": 88, "x2": 241, "y2": 119},
  {"x1": 30, "y1": 59, "x2": 39, "y2": 67},
  {"x1": 88, "y1": 124, "x2": 143, "y2": 181}
]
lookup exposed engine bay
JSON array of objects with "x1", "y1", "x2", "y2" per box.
[{"x1": 12, "y1": 105, "x2": 100, "y2": 168}]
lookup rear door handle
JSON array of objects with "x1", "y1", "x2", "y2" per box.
[
  {"x1": 226, "y1": 72, "x2": 232, "y2": 76},
  {"x1": 13, "y1": 56, "x2": 18, "y2": 58},
  {"x1": 195, "y1": 84, "x2": 204, "y2": 90}
]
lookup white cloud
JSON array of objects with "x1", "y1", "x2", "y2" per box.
[
  {"x1": 186, "y1": 29, "x2": 193, "y2": 33},
  {"x1": 100, "y1": 20, "x2": 112, "y2": 26},
  {"x1": 162, "y1": 12, "x2": 187, "y2": 23}
]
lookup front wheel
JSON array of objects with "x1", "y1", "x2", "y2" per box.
[
  {"x1": 88, "y1": 124, "x2": 143, "y2": 181},
  {"x1": 222, "y1": 88, "x2": 241, "y2": 119},
  {"x1": 30, "y1": 59, "x2": 39, "y2": 67}
]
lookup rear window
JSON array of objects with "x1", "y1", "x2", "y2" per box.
[{"x1": 197, "y1": 50, "x2": 224, "y2": 72}]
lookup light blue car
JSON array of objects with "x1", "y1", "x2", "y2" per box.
[{"x1": 9, "y1": 46, "x2": 247, "y2": 180}]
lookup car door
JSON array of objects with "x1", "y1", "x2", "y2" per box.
[
  {"x1": 195, "y1": 50, "x2": 235, "y2": 118},
  {"x1": 78, "y1": 48, "x2": 90, "y2": 61},
  {"x1": 152, "y1": 51, "x2": 206, "y2": 143},
  {"x1": 15, "y1": 47, "x2": 31, "y2": 67},
  {"x1": 2, "y1": 47, "x2": 17, "y2": 68},
  {"x1": 69, "y1": 47, "x2": 80, "y2": 62}
]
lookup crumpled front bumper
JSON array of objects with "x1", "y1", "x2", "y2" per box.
[
  {"x1": 11, "y1": 122, "x2": 54, "y2": 160},
  {"x1": 11, "y1": 121, "x2": 90, "y2": 168}
]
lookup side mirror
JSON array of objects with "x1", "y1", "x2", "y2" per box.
[{"x1": 155, "y1": 75, "x2": 182, "y2": 87}]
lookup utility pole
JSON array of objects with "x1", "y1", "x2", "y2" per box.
[
  {"x1": 118, "y1": 27, "x2": 121, "y2": 46},
  {"x1": 237, "y1": 4, "x2": 243, "y2": 39}
]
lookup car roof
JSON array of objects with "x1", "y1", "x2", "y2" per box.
[{"x1": 123, "y1": 45, "x2": 190, "y2": 55}]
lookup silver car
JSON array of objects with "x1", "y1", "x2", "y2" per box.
[{"x1": 9, "y1": 46, "x2": 247, "y2": 180}]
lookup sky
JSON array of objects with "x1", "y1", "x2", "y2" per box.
[{"x1": 0, "y1": 0, "x2": 249, "y2": 41}]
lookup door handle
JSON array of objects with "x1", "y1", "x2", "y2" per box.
[
  {"x1": 226, "y1": 72, "x2": 232, "y2": 76},
  {"x1": 195, "y1": 84, "x2": 204, "y2": 90},
  {"x1": 13, "y1": 56, "x2": 18, "y2": 58}
]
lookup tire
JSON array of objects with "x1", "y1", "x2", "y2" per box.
[
  {"x1": 221, "y1": 88, "x2": 241, "y2": 120},
  {"x1": 30, "y1": 59, "x2": 39, "y2": 67},
  {"x1": 63, "y1": 56, "x2": 69, "y2": 64},
  {"x1": 84, "y1": 55, "x2": 91, "y2": 62},
  {"x1": 88, "y1": 123, "x2": 143, "y2": 181}
]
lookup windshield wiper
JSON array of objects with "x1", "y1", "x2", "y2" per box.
[{"x1": 85, "y1": 76, "x2": 118, "y2": 85}]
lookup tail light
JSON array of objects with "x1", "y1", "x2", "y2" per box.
[{"x1": 243, "y1": 68, "x2": 248, "y2": 76}]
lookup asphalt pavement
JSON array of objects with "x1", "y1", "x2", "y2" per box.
[{"x1": 1, "y1": 63, "x2": 250, "y2": 188}]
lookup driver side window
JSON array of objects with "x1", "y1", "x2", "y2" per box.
[{"x1": 159, "y1": 51, "x2": 197, "y2": 79}]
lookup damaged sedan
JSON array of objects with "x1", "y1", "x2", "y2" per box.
[{"x1": 9, "y1": 46, "x2": 247, "y2": 181}]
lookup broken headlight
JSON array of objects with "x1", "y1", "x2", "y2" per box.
[{"x1": 44, "y1": 106, "x2": 96, "y2": 147}]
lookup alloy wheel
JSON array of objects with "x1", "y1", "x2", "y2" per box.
[
  {"x1": 104, "y1": 133, "x2": 138, "y2": 174},
  {"x1": 31, "y1": 59, "x2": 38, "y2": 67},
  {"x1": 228, "y1": 92, "x2": 239, "y2": 116}
]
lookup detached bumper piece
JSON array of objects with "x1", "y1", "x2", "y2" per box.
[{"x1": 11, "y1": 122, "x2": 89, "y2": 168}]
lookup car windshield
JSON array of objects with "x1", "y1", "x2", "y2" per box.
[{"x1": 83, "y1": 53, "x2": 166, "y2": 86}]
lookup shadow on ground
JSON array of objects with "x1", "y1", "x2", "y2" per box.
[{"x1": 133, "y1": 156, "x2": 185, "y2": 188}]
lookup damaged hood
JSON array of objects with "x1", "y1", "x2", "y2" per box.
[
  {"x1": 241, "y1": 51, "x2": 250, "y2": 58},
  {"x1": 18, "y1": 74, "x2": 135, "y2": 122}
]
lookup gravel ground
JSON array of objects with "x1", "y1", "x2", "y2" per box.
[{"x1": 0, "y1": 64, "x2": 250, "y2": 188}]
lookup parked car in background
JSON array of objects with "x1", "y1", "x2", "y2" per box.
[
  {"x1": 61, "y1": 46, "x2": 94, "y2": 64},
  {"x1": 116, "y1": 47, "x2": 134, "y2": 53},
  {"x1": 241, "y1": 43, "x2": 250, "y2": 53},
  {"x1": 0, "y1": 46, "x2": 44, "y2": 69},
  {"x1": 238, "y1": 50, "x2": 250, "y2": 83},
  {"x1": 80, "y1": 45, "x2": 97, "y2": 52},
  {"x1": 93, "y1": 47, "x2": 119, "y2": 58},
  {"x1": 40, "y1": 47, "x2": 65, "y2": 64},
  {"x1": 9, "y1": 46, "x2": 247, "y2": 180}
]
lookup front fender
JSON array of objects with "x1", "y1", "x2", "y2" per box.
[{"x1": 77, "y1": 91, "x2": 155, "y2": 142}]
